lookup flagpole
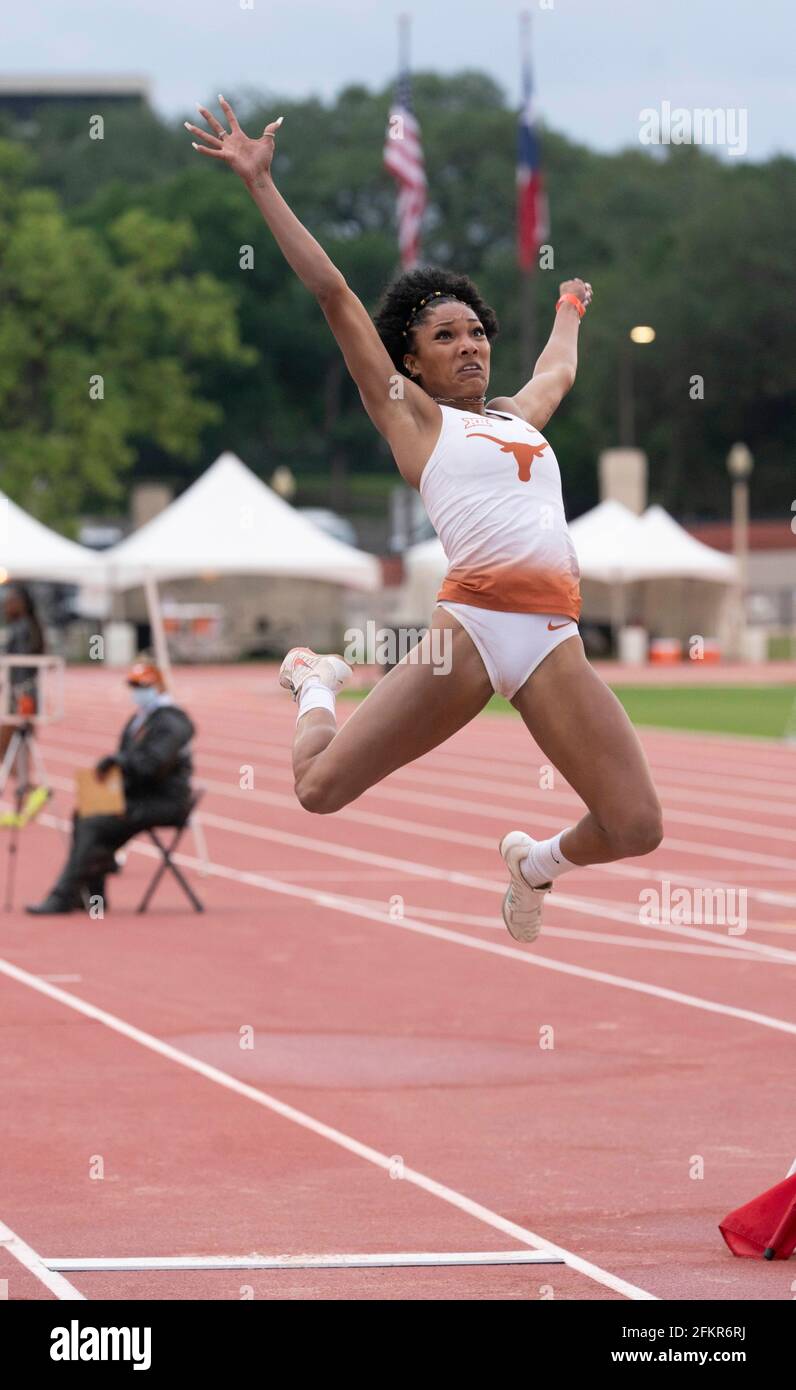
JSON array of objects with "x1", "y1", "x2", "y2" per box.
[
  {"x1": 521, "y1": 249, "x2": 536, "y2": 378},
  {"x1": 398, "y1": 11, "x2": 410, "y2": 71},
  {"x1": 393, "y1": 13, "x2": 411, "y2": 276},
  {"x1": 519, "y1": 10, "x2": 536, "y2": 379},
  {"x1": 398, "y1": 13, "x2": 411, "y2": 278}
]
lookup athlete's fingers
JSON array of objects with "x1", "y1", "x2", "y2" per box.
[
  {"x1": 184, "y1": 121, "x2": 223, "y2": 148},
  {"x1": 217, "y1": 94, "x2": 241, "y2": 131},
  {"x1": 196, "y1": 103, "x2": 227, "y2": 138},
  {"x1": 191, "y1": 142, "x2": 227, "y2": 160}
]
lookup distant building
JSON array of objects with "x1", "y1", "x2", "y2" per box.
[
  {"x1": 0, "y1": 74, "x2": 150, "y2": 121},
  {"x1": 685, "y1": 520, "x2": 796, "y2": 627}
]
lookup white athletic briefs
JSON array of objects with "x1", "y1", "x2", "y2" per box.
[{"x1": 438, "y1": 603, "x2": 579, "y2": 699}]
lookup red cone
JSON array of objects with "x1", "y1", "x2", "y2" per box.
[{"x1": 719, "y1": 1173, "x2": 796, "y2": 1259}]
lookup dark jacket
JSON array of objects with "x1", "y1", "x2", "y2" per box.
[
  {"x1": 6, "y1": 615, "x2": 43, "y2": 694},
  {"x1": 115, "y1": 703, "x2": 195, "y2": 804}
]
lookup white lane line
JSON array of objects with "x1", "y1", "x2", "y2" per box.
[
  {"x1": 79, "y1": 724, "x2": 796, "y2": 818},
  {"x1": 42, "y1": 727, "x2": 796, "y2": 836},
  {"x1": 57, "y1": 689, "x2": 796, "y2": 764},
  {"x1": 0, "y1": 959, "x2": 654, "y2": 1301},
  {"x1": 25, "y1": 821, "x2": 792, "y2": 1034},
  {"x1": 39, "y1": 742, "x2": 796, "y2": 909},
  {"x1": 32, "y1": 801, "x2": 796, "y2": 966},
  {"x1": 336, "y1": 900, "x2": 791, "y2": 962},
  {"x1": 0, "y1": 1220, "x2": 86, "y2": 1301},
  {"x1": 162, "y1": 812, "x2": 796, "y2": 966},
  {"x1": 165, "y1": 856, "x2": 796, "y2": 1035},
  {"x1": 210, "y1": 734, "x2": 796, "y2": 817}
]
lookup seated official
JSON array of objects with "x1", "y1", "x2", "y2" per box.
[{"x1": 26, "y1": 659, "x2": 195, "y2": 916}]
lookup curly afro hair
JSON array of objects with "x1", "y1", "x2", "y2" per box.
[{"x1": 373, "y1": 265, "x2": 499, "y2": 377}]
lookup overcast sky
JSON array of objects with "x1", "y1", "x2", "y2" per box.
[{"x1": 4, "y1": 0, "x2": 794, "y2": 161}]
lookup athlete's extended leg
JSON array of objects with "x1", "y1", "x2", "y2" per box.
[
  {"x1": 510, "y1": 633, "x2": 663, "y2": 868},
  {"x1": 287, "y1": 609, "x2": 493, "y2": 813}
]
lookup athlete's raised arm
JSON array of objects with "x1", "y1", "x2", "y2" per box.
[
  {"x1": 504, "y1": 278, "x2": 593, "y2": 431},
  {"x1": 185, "y1": 98, "x2": 438, "y2": 473}
]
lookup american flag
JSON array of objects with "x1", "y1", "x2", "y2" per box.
[
  {"x1": 516, "y1": 49, "x2": 549, "y2": 270},
  {"x1": 383, "y1": 65, "x2": 427, "y2": 268}
]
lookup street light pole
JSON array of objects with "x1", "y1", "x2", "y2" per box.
[
  {"x1": 618, "y1": 338, "x2": 634, "y2": 447},
  {"x1": 618, "y1": 327, "x2": 655, "y2": 447},
  {"x1": 726, "y1": 442, "x2": 753, "y2": 661}
]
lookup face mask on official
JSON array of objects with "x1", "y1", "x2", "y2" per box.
[{"x1": 130, "y1": 685, "x2": 160, "y2": 712}]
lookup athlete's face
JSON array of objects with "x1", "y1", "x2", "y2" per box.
[{"x1": 403, "y1": 303, "x2": 490, "y2": 400}]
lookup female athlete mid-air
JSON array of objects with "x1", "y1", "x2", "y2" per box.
[{"x1": 186, "y1": 98, "x2": 663, "y2": 943}]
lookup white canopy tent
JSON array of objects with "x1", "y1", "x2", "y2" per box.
[
  {"x1": 567, "y1": 499, "x2": 644, "y2": 583},
  {"x1": 617, "y1": 505, "x2": 738, "y2": 583},
  {"x1": 104, "y1": 453, "x2": 380, "y2": 590},
  {"x1": 1, "y1": 492, "x2": 102, "y2": 584},
  {"x1": 571, "y1": 501, "x2": 738, "y2": 644},
  {"x1": 400, "y1": 535, "x2": 447, "y2": 622},
  {"x1": 101, "y1": 453, "x2": 381, "y2": 677}
]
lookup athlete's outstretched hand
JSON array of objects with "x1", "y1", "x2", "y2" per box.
[
  {"x1": 559, "y1": 278, "x2": 593, "y2": 310},
  {"x1": 185, "y1": 96, "x2": 283, "y2": 184}
]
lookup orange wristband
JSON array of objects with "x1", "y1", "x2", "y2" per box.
[{"x1": 555, "y1": 293, "x2": 586, "y2": 318}]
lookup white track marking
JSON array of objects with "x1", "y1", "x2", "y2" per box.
[
  {"x1": 25, "y1": 822, "x2": 796, "y2": 1033},
  {"x1": 237, "y1": 737, "x2": 796, "y2": 816},
  {"x1": 146, "y1": 813, "x2": 796, "y2": 964},
  {"x1": 0, "y1": 1220, "x2": 86, "y2": 1300},
  {"x1": 335, "y1": 900, "x2": 792, "y2": 962},
  {"x1": 30, "y1": 754, "x2": 796, "y2": 940},
  {"x1": 33, "y1": 799, "x2": 796, "y2": 964},
  {"x1": 30, "y1": 798, "x2": 796, "y2": 966},
  {"x1": 0, "y1": 959, "x2": 654, "y2": 1301},
  {"x1": 164, "y1": 858, "x2": 796, "y2": 1034},
  {"x1": 40, "y1": 728, "x2": 794, "y2": 834},
  {"x1": 46, "y1": 1251, "x2": 561, "y2": 1271},
  {"x1": 38, "y1": 741, "x2": 796, "y2": 910},
  {"x1": 115, "y1": 731, "x2": 796, "y2": 818}
]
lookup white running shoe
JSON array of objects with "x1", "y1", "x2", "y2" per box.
[
  {"x1": 499, "y1": 830, "x2": 551, "y2": 944},
  {"x1": 279, "y1": 646, "x2": 352, "y2": 702}
]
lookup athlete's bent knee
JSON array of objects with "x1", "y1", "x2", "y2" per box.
[
  {"x1": 294, "y1": 772, "x2": 346, "y2": 815},
  {"x1": 613, "y1": 802, "x2": 664, "y2": 857}
]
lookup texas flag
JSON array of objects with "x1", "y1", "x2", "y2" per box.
[{"x1": 516, "y1": 51, "x2": 549, "y2": 271}]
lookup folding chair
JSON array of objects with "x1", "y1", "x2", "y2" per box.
[{"x1": 136, "y1": 790, "x2": 205, "y2": 914}]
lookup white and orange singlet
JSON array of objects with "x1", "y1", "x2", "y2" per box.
[{"x1": 418, "y1": 405, "x2": 581, "y2": 622}]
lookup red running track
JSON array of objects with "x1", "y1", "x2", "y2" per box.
[{"x1": 1, "y1": 665, "x2": 795, "y2": 1301}]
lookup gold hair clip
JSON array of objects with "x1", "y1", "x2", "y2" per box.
[{"x1": 402, "y1": 289, "x2": 443, "y2": 335}]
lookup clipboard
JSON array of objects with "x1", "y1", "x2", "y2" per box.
[{"x1": 75, "y1": 767, "x2": 126, "y2": 817}]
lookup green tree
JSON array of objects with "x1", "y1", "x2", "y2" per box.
[
  {"x1": 0, "y1": 158, "x2": 255, "y2": 525},
  {"x1": 4, "y1": 80, "x2": 796, "y2": 520}
]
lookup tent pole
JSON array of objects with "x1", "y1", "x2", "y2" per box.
[{"x1": 144, "y1": 571, "x2": 173, "y2": 691}]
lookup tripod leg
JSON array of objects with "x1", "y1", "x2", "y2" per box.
[
  {"x1": 0, "y1": 727, "x2": 20, "y2": 795},
  {"x1": 2, "y1": 729, "x2": 24, "y2": 912},
  {"x1": 4, "y1": 821, "x2": 20, "y2": 911}
]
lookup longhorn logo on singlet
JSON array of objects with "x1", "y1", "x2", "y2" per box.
[{"x1": 466, "y1": 431, "x2": 548, "y2": 482}]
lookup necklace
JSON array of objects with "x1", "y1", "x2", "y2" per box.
[{"x1": 432, "y1": 394, "x2": 486, "y2": 406}]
